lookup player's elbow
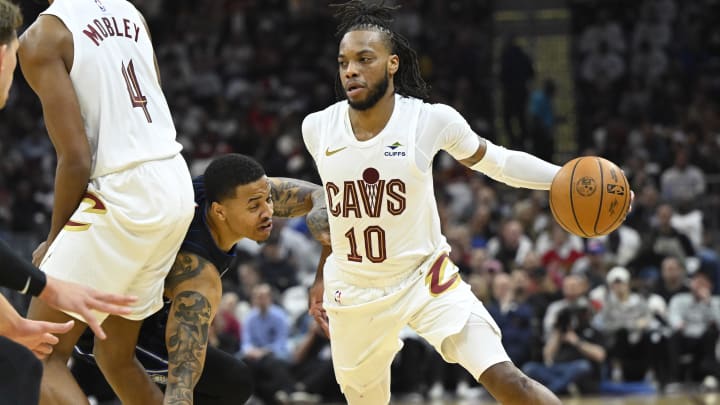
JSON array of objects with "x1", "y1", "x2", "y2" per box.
[{"x1": 57, "y1": 151, "x2": 91, "y2": 177}]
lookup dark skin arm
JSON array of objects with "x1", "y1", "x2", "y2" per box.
[
  {"x1": 163, "y1": 252, "x2": 222, "y2": 405},
  {"x1": 269, "y1": 177, "x2": 330, "y2": 245},
  {"x1": 309, "y1": 246, "x2": 332, "y2": 338},
  {"x1": 19, "y1": 15, "x2": 91, "y2": 263}
]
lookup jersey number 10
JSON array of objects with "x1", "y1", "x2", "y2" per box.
[{"x1": 122, "y1": 59, "x2": 152, "y2": 123}]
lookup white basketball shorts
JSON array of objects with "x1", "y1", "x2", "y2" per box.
[
  {"x1": 40, "y1": 154, "x2": 194, "y2": 322},
  {"x1": 323, "y1": 251, "x2": 510, "y2": 394}
]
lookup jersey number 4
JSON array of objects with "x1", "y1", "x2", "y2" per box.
[{"x1": 122, "y1": 59, "x2": 152, "y2": 123}]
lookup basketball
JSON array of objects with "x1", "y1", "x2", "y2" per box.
[{"x1": 549, "y1": 156, "x2": 630, "y2": 238}]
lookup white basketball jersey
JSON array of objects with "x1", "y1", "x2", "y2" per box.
[
  {"x1": 303, "y1": 95, "x2": 481, "y2": 284},
  {"x1": 41, "y1": 0, "x2": 181, "y2": 178}
]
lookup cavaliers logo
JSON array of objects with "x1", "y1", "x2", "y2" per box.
[{"x1": 575, "y1": 176, "x2": 597, "y2": 197}]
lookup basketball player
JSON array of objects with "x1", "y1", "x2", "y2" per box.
[
  {"x1": 18, "y1": 1, "x2": 196, "y2": 404},
  {"x1": 303, "y1": 2, "x2": 564, "y2": 404},
  {"x1": 72, "y1": 154, "x2": 329, "y2": 405}
]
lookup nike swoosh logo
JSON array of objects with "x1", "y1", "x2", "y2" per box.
[{"x1": 325, "y1": 146, "x2": 347, "y2": 156}]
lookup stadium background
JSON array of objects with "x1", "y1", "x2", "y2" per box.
[{"x1": 1, "y1": 0, "x2": 720, "y2": 404}]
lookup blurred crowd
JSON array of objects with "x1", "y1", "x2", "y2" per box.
[{"x1": 2, "y1": 0, "x2": 720, "y2": 404}]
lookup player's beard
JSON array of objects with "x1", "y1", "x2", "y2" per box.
[{"x1": 347, "y1": 68, "x2": 389, "y2": 111}]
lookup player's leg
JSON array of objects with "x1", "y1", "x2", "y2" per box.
[
  {"x1": 193, "y1": 345, "x2": 254, "y2": 405},
  {"x1": 93, "y1": 315, "x2": 163, "y2": 405},
  {"x1": 342, "y1": 373, "x2": 391, "y2": 405},
  {"x1": 26, "y1": 297, "x2": 91, "y2": 405},
  {"x1": 322, "y1": 260, "x2": 407, "y2": 405},
  {"x1": 0, "y1": 336, "x2": 43, "y2": 405},
  {"x1": 409, "y1": 255, "x2": 561, "y2": 405},
  {"x1": 440, "y1": 308, "x2": 561, "y2": 405}
]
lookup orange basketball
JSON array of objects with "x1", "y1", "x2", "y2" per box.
[{"x1": 549, "y1": 156, "x2": 630, "y2": 238}]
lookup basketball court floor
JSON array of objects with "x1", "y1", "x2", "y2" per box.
[{"x1": 389, "y1": 392, "x2": 719, "y2": 404}]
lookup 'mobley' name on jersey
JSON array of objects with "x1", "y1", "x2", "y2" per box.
[
  {"x1": 325, "y1": 179, "x2": 407, "y2": 218},
  {"x1": 82, "y1": 17, "x2": 141, "y2": 46}
]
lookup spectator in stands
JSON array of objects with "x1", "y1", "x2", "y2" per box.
[
  {"x1": 499, "y1": 34, "x2": 535, "y2": 150},
  {"x1": 528, "y1": 79, "x2": 559, "y2": 161},
  {"x1": 655, "y1": 256, "x2": 690, "y2": 303},
  {"x1": 487, "y1": 273, "x2": 534, "y2": 368},
  {"x1": 535, "y1": 222, "x2": 585, "y2": 278},
  {"x1": 592, "y1": 267, "x2": 660, "y2": 382},
  {"x1": 667, "y1": 267, "x2": 720, "y2": 385},
  {"x1": 523, "y1": 286, "x2": 606, "y2": 395},
  {"x1": 660, "y1": 147, "x2": 706, "y2": 207},
  {"x1": 257, "y1": 233, "x2": 299, "y2": 293},
  {"x1": 578, "y1": 10, "x2": 626, "y2": 56},
  {"x1": 211, "y1": 292, "x2": 242, "y2": 354},
  {"x1": 487, "y1": 219, "x2": 534, "y2": 274},
  {"x1": 239, "y1": 283, "x2": 296, "y2": 404},
  {"x1": 632, "y1": 203, "x2": 696, "y2": 274},
  {"x1": 581, "y1": 41, "x2": 625, "y2": 93},
  {"x1": 543, "y1": 275, "x2": 592, "y2": 341},
  {"x1": 571, "y1": 239, "x2": 611, "y2": 290},
  {"x1": 631, "y1": 41, "x2": 668, "y2": 86}
]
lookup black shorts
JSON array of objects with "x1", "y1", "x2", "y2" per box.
[
  {"x1": 0, "y1": 336, "x2": 42, "y2": 405},
  {"x1": 72, "y1": 344, "x2": 253, "y2": 405}
]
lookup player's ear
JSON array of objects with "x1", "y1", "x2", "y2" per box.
[
  {"x1": 210, "y1": 201, "x2": 226, "y2": 221},
  {"x1": 0, "y1": 44, "x2": 6, "y2": 70},
  {"x1": 388, "y1": 54, "x2": 399, "y2": 76}
]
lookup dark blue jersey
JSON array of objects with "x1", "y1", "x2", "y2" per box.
[{"x1": 73, "y1": 176, "x2": 236, "y2": 381}]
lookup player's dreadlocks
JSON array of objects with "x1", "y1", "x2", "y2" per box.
[{"x1": 331, "y1": 0, "x2": 430, "y2": 100}]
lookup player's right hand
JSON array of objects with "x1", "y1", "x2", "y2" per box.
[
  {"x1": 31, "y1": 241, "x2": 48, "y2": 267},
  {"x1": 8, "y1": 319, "x2": 74, "y2": 359},
  {"x1": 39, "y1": 276, "x2": 137, "y2": 340},
  {"x1": 308, "y1": 279, "x2": 330, "y2": 338}
]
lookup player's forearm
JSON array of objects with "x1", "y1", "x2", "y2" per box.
[
  {"x1": 165, "y1": 290, "x2": 216, "y2": 405},
  {"x1": 164, "y1": 254, "x2": 221, "y2": 405},
  {"x1": 464, "y1": 139, "x2": 560, "y2": 190},
  {"x1": 0, "y1": 240, "x2": 46, "y2": 296},
  {"x1": 269, "y1": 177, "x2": 322, "y2": 217},
  {"x1": 0, "y1": 294, "x2": 23, "y2": 337},
  {"x1": 307, "y1": 189, "x2": 329, "y2": 244},
  {"x1": 48, "y1": 158, "x2": 90, "y2": 243},
  {"x1": 314, "y1": 246, "x2": 331, "y2": 284}
]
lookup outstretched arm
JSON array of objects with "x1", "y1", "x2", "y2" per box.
[
  {"x1": 268, "y1": 177, "x2": 323, "y2": 217},
  {"x1": 459, "y1": 138, "x2": 560, "y2": 190},
  {"x1": 163, "y1": 252, "x2": 222, "y2": 405},
  {"x1": 268, "y1": 177, "x2": 329, "y2": 244}
]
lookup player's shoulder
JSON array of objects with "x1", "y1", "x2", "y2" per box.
[
  {"x1": 19, "y1": 15, "x2": 71, "y2": 66},
  {"x1": 420, "y1": 100, "x2": 463, "y2": 119},
  {"x1": 414, "y1": 99, "x2": 466, "y2": 126},
  {"x1": 302, "y1": 100, "x2": 347, "y2": 133}
]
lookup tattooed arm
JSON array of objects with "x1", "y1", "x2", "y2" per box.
[
  {"x1": 269, "y1": 177, "x2": 329, "y2": 245},
  {"x1": 163, "y1": 252, "x2": 222, "y2": 405},
  {"x1": 268, "y1": 177, "x2": 323, "y2": 217}
]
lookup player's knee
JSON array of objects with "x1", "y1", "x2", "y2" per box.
[{"x1": 92, "y1": 338, "x2": 133, "y2": 371}]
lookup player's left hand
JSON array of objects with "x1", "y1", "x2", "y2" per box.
[
  {"x1": 8, "y1": 318, "x2": 75, "y2": 359},
  {"x1": 39, "y1": 276, "x2": 137, "y2": 340}
]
